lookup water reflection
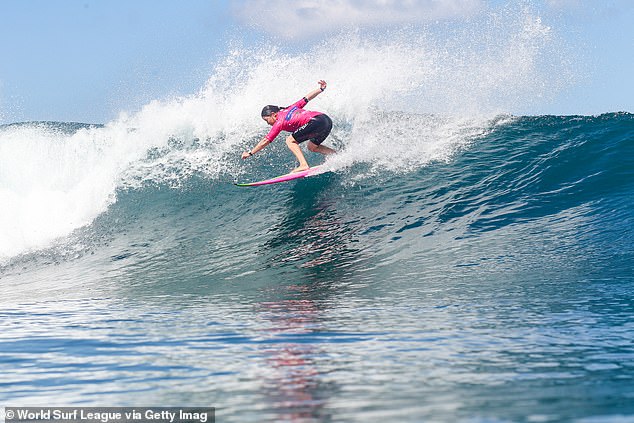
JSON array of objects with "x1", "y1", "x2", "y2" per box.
[
  {"x1": 250, "y1": 176, "x2": 371, "y2": 420},
  {"x1": 256, "y1": 286, "x2": 334, "y2": 422}
]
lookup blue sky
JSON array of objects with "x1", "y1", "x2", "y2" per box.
[{"x1": 0, "y1": 0, "x2": 632, "y2": 124}]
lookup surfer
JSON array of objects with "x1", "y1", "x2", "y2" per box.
[{"x1": 241, "y1": 80, "x2": 336, "y2": 172}]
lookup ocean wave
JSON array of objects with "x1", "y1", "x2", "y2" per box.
[
  {"x1": 1, "y1": 112, "x2": 632, "y2": 274},
  {"x1": 0, "y1": 15, "x2": 597, "y2": 264}
]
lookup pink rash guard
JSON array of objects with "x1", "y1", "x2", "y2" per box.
[{"x1": 265, "y1": 97, "x2": 322, "y2": 142}]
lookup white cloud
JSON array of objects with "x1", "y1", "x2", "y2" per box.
[{"x1": 234, "y1": 0, "x2": 484, "y2": 38}]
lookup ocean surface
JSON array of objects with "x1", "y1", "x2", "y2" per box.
[
  {"x1": 1, "y1": 16, "x2": 634, "y2": 422},
  {"x1": 1, "y1": 111, "x2": 633, "y2": 422}
]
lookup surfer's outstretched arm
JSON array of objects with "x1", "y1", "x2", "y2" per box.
[
  {"x1": 241, "y1": 137, "x2": 271, "y2": 160},
  {"x1": 304, "y1": 80, "x2": 327, "y2": 101}
]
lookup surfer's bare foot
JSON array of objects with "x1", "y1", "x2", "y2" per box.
[{"x1": 292, "y1": 165, "x2": 310, "y2": 173}]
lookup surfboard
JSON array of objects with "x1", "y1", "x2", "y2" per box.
[{"x1": 235, "y1": 165, "x2": 325, "y2": 187}]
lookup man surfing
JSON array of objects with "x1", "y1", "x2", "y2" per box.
[{"x1": 241, "y1": 80, "x2": 336, "y2": 172}]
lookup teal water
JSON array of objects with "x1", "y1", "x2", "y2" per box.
[{"x1": 1, "y1": 113, "x2": 633, "y2": 421}]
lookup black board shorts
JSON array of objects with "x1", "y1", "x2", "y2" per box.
[{"x1": 291, "y1": 114, "x2": 332, "y2": 145}]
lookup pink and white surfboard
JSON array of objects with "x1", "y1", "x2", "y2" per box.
[{"x1": 235, "y1": 165, "x2": 326, "y2": 187}]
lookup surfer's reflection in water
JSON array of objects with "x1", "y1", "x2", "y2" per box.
[
  {"x1": 252, "y1": 186, "x2": 368, "y2": 421},
  {"x1": 256, "y1": 286, "x2": 336, "y2": 422},
  {"x1": 241, "y1": 80, "x2": 336, "y2": 173}
]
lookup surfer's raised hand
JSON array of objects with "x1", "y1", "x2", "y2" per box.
[{"x1": 305, "y1": 80, "x2": 327, "y2": 101}]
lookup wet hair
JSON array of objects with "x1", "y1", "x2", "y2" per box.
[{"x1": 261, "y1": 105, "x2": 284, "y2": 117}]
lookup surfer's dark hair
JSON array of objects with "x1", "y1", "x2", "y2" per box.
[{"x1": 261, "y1": 105, "x2": 283, "y2": 117}]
